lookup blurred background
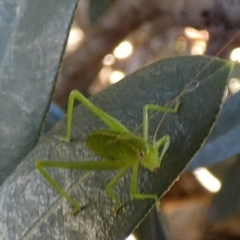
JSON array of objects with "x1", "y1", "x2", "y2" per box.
[{"x1": 48, "y1": 0, "x2": 240, "y2": 239}]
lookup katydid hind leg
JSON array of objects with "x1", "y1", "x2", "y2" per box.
[
  {"x1": 36, "y1": 159, "x2": 131, "y2": 214},
  {"x1": 64, "y1": 90, "x2": 129, "y2": 142},
  {"x1": 36, "y1": 163, "x2": 81, "y2": 215}
]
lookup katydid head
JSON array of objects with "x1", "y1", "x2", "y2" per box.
[
  {"x1": 141, "y1": 135, "x2": 170, "y2": 172},
  {"x1": 140, "y1": 145, "x2": 160, "y2": 172}
]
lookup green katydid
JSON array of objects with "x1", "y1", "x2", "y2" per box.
[{"x1": 36, "y1": 90, "x2": 180, "y2": 215}]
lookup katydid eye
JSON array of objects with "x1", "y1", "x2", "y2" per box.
[{"x1": 139, "y1": 150, "x2": 145, "y2": 158}]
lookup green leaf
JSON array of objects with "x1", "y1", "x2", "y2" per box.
[
  {"x1": 0, "y1": 56, "x2": 233, "y2": 239},
  {"x1": 189, "y1": 91, "x2": 240, "y2": 169},
  {"x1": 0, "y1": 0, "x2": 78, "y2": 185}
]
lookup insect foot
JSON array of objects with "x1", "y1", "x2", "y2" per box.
[
  {"x1": 112, "y1": 203, "x2": 123, "y2": 215},
  {"x1": 131, "y1": 193, "x2": 158, "y2": 202},
  {"x1": 59, "y1": 136, "x2": 71, "y2": 143},
  {"x1": 70, "y1": 204, "x2": 82, "y2": 216}
]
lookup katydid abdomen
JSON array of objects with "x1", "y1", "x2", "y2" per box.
[{"x1": 86, "y1": 130, "x2": 148, "y2": 162}]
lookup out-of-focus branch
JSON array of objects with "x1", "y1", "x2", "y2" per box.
[
  {"x1": 54, "y1": 0, "x2": 240, "y2": 108},
  {"x1": 54, "y1": 0, "x2": 162, "y2": 107},
  {"x1": 203, "y1": 0, "x2": 240, "y2": 58},
  {"x1": 206, "y1": 28, "x2": 240, "y2": 58}
]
